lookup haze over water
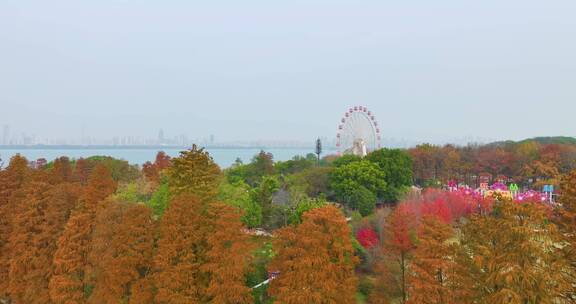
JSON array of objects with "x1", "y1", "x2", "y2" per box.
[{"x1": 0, "y1": 148, "x2": 336, "y2": 168}]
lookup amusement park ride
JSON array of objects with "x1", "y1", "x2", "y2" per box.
[
  {"x1": 336, "y1": 106, "x2": 381, "y2": 157},
  {"x1": 447, "y1": 180, "x2": 557, "y2": 204}
]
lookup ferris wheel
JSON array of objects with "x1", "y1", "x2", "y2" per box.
[{"x1": 336, "y1": 106, "x2": 381, "y2": 156}]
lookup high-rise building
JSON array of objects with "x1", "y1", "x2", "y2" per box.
[
  {"x1": 2, "y1": 125, "x2": 9, "y2": 145},
  {"x1": 158, "y1": 129, "x2": 165, "y2": 144}
]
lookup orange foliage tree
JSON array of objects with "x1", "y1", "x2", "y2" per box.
[
  {"x1": 7, "y1": 182, "x2": 79, "y2": 304},
  {"x1": 153, "y1": 194, "x2": 208, "y2": 303},
  {"x1": 407, "y1": 215, "x2": 467, "y2": 304},
  {"x1": 459, "y1": 201, "x2": 568, "y2": 303},
  {"x1": 269, "y1": 205, "x2": 358, "y2": 304},
  {"x1": 49, "y1": 164, "x2": 116, "y2": 304},
  {"x1": 73, "y1": 158, "x2": 91, "y2": 184},
  {"x1": 201, "y1": 202, "x2": 253, "y2": 303},
  {"x1": 51, "y1": 156, "x2": 73, "y2": 184},
  {"x1": 87, "y1": 202, "x2": 155, "y2": 304},
  {"x1": 557, "y1": 170, "x2": 576, "y2": 301},
  {"x1": 0, "y1": 155, "x2": 29, "y2": 300}
]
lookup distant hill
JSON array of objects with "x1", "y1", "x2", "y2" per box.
[
  {"x1": 519, "y1": 136, "x2": 576, "y2": 145},
  {"x1": 489, "y1": 136, "x2": 576, "y2": 147}
]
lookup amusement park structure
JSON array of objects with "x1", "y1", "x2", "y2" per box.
[{"x1": 336, "y1": 106, "x2": 381, "y2": 156}]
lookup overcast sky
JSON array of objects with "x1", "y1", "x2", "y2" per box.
[{"x1": 1, "y1": 0, "x2": 575, "y2": 144}]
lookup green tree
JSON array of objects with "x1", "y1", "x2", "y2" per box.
[
  {"x1": 350, "y1": 185, "x2": 377, "y2": 216},
  {"x1": 288, "y1": 167, "x2": 332, "y2": 198},
  {"x1": 332, "y1": 154, "x2": 362, "y2": 168},
  {"x1": 148, "y1": 182, "x2": 170, "y2": 218},
  {"x1": 275, "y1": 154, "x2": 316, "y2": 175},
  {"x1": 330, "y1": 160, "x2": 386, "y2": 209},
  {"x1": 85, "y1": 156, "x2": 141, "y2": 183},
  {"x1": 218, "y1": 180, "x2": 262, "y2": 228},
  {"x1": 251, "y1": 176, "x2": 279, "y2": 230},
  {"x1": 366, "y1": 148, "x2": 413, "y2": 202},
  {"x1": 288, "y1": 196, "x2": 326, "y2": 224}
]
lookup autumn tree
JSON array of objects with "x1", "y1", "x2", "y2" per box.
[
  {"x1": 407, "y1": 215, "x2": 467, "y2": 304},
  {"x1": 167, "y1": 145, "x2": 221, "y2": 202},
  {"x1": 201, "y1": 203, "x2": 253, "y2": 303},
  {"x1": 0, "y1": 154, "x2": 29, "y2": 299},
  {"x1": 49, "y1": 164, "x2": 116, "y2": 304},
  {"x1": 153, "y1": 194, "x2": 208, "y2": 303},
  {"x1": 269, "y1": 205, "x2": 358, "y2": 304},
  {"x1": 87, "y1": 202, "x2": 154, "y2": 304},
  {"x1": 73, "y1": 158, "x2": 91, "y2": 184},
  {"x1": 51, "y1": 156, "x2": 73, "y2": 184},
  {"x1": 372, "y1": 205, "x2": 417, "y2": 304},
  {"x1": 7, "y1": 183, "x2": 79, "y2": 304},
  {"x1": 409, "y1": 144, "x2": 442, "y2": 185},
  {"x1": 556, "y1": 170, "x2": 576, "y2": 302},
  {"x1": 459, "y1": 201, "x2": 569, "y2": 303},
  {"x1": 143, "y1": 151, "x2": 171, "y2": 184}
]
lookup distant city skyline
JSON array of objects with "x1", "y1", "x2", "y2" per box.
[{"x1": 0, "y1": 121, "x2": 510, "y2": 149}]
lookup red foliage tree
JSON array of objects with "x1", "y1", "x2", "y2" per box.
[
  {"x1": 357, "y1": 227, "x2": 379, "y2": 249},
  {"x1": 372, "y1": 205, "x2": 417, "y2": 304},
  {"x1": 143, "y1": 151, "x2": 172, "y2": 185},
  {"x1": 421, "y1": 197, "x2": 452, "y2": 224}
]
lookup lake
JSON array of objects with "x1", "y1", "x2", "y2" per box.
[{"x1": 0, "y1": 148, "x2": 336, "y2": 168}]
